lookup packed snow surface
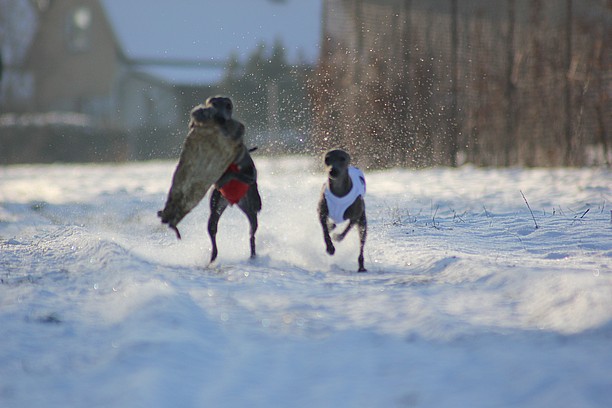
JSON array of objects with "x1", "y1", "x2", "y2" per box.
[{"x1": 1, "y1": 157, "x2": 611, "y2": 407}]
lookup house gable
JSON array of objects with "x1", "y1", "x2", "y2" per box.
[{"x1": 24, "y1": 0, "x2": 119, "y2": 113}]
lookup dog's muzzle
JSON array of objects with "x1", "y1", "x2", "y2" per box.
[{"x1": 329, "y1": 167, "x2": 341, "y2": 179}]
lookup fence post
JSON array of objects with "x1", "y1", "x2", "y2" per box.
[
  {"x1": 505, "y1": 0, "x2": 517, "y2": 166},
  {"x1": 564, "y1": 0, "x2": 574, "y2": 165},
  {"x1": 449, "y1": 0, "x2": 459, "y2": 167}
]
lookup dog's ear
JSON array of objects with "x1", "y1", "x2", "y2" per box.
[
  {"x1": 339, "y1": 151, "x2": 350, "y2": 165},
  {"x1": 324, "y1": 154, "x2": 332, "y2": 166}
]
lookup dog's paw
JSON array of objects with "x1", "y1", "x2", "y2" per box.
[
  {"x1": 332, "y1": 232, "x2": 347, "y2": 242},
  {"x1": 326, "y1": 244, "x2": 336, "y2": 255}
]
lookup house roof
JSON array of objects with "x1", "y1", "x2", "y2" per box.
[{"x1": 99, "y1": 0, "x2": 322, "y2": 85}]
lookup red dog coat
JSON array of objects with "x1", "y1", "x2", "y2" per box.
[{"x1": 219, "y1": 163, "x2": 250, "y2": 205}]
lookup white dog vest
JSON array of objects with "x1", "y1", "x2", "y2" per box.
[{"x1": 324, "y1": 166, "x2": 366, "y2": 224}]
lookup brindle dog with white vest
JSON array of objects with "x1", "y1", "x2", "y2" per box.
[{"x1": 318, "y1": 149, "x2": 367, "y2": 272}]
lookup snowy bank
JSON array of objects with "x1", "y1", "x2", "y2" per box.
[{"x1": 1, "y1": 158, "x2": 611, "y2": 407}]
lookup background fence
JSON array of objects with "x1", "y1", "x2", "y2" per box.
[
  {"x1": 0, "y1": 113, "x2": 185, "y2": 164},
  {"x1": 311, "y1": 0, "x2": 611, "y2": 168}
]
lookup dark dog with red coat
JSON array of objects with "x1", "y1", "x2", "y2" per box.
[
  {"x1": 208, "y1": 146, "x2": 262, "y2": 263},
  {"x1": 169, "y1": 95, "x2": 261, "y2": 263}
]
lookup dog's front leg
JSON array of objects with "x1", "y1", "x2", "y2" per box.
[
  {"x1": 208, "y1": 189, "x2": 228, "y2": 263},
  {"x1": 357, "y1": 211, "x2": 367, "y2": 272},
  {"x1": 318, "y1": 198, "x2": 335, "y2": 255}
]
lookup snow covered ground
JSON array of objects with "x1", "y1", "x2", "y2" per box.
[{"x1": 1, "y1": 156, "x2": 611, "y2": 407}]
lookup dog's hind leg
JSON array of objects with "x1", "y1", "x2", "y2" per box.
[
  {"x1": 357, "y1": 212, "x2": 367, "y2": 272},
  {"x1": 240, "y1": 206, "x2": 258, "y2": 259},
  {"x1": 333, "y1": 222, "x2": 354, "y2": 242},
  {"x1": 237, "y1": 195, "x2": 258, "y2": 259},
  {"x1": 208, "y1": 189, "x2": 229, "y2": 263},
  {"x1": 247, "y1": 212, "x2": 258, "y2": 259}
]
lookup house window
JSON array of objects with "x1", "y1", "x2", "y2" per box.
[{"x1": 66, "y1": 6, "x2": 92, "y2": 52}]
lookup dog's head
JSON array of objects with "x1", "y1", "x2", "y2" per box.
[
  {"x1": 189, "y1": 96, "x2": 233, "y2": 127},
  {"x1": 205, "y1": 96, "x2": 233, "y2": 122},
  {"x1": 324, "y1": 149, "x2": 351, "y2": 179},
  {"x1": 189, "y1": 104, "x2": 213, "y2": 127}
]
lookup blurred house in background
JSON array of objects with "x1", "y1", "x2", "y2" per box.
[
  {"x1": 22, "y1": 0, "x2": 219, "y2": 131},
  {"x1": 0, "y1": 0, "x2": 321, "y2": 163}
]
